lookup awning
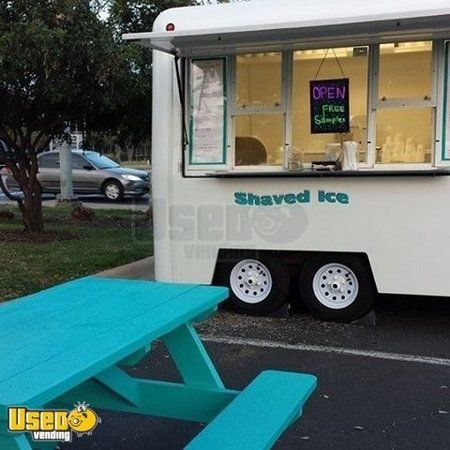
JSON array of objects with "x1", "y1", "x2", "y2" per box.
[{"x1": 123, "y1": 0, "x2": 450, "y2": 57}]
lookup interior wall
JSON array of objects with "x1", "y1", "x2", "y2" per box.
[{"x1": 236, "y1": 54, "x2": 282, "y2": 108}]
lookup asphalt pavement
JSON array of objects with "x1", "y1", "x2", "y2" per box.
[{"x1": 62, "y1": 295, "x2": 450, "y2": 450}]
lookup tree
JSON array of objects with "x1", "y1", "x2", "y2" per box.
[
  {"x1": 95, "y1": 0, "x2": 197, "y2": 162},
  {"x1": 0, "y1": 0, "x2": 123, "y2": 233},
  {"x1": 101, "y1": 0, "x2": 235, "y2": 161},
  {"x1": 0, "y1": 0, "x2": 232, "y2": 233}
]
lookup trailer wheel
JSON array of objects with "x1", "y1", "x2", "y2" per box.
[
  {"x1": 217, "y1": 254, "x2": 289, "y2": 316},
  {"x1": 298, "y1": 255, "x2": 376, "y2": 322}
]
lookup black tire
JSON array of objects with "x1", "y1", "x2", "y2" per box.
[
  {"x1": 298, "y1": 254, "x2": 376, "y2": 322},
  {"x1": 216, "y1": 252, "x2": 290, "y2": 316},
  {"x1": 102, "y1": 180, "x2": 124, "y2": 202}
]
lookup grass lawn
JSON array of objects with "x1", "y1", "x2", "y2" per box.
[{"x1": 0, "y1": 205, "x2": 153, "y2": 302}]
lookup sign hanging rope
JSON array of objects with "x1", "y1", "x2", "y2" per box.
[{"x1": 314, "y1": 49, "x2": 346, "y2": 80}]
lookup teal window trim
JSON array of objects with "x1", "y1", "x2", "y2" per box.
[
  {"x1": 188, "y1": 57, "x2": 228, "y2": 166},
  {"x1": 442, "y1": 42, "x2": 449, "y2": 161}
]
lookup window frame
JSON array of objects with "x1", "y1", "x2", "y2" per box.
[
  {"x1": 186, "y1": 57, "x2": 230, "y2": 171},
  {"x1": 436, "y1": 40, "x2": 450, "y2": 165},
  {"x1": 72, "y1": 154, "x2": 90, "y2": 170},
  {"x1": 371, "y1": 40, "x2": 440, "y2": 169},
  {"x1": 183, "y1": 38, "x2": 449, "y2": 176},
  {"x1": 229, "y1": 51, "x2": 291, "y2": 172},
  {"x1": 291, "y1": 46, "x2": 370, "y2": 169}
]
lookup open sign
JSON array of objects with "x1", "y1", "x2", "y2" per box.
[{"x1": 310, "y1": 78, "x2": 350, "y2": 134}]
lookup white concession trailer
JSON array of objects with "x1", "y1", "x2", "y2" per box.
[{"x1": 124, "y1": 0, "x2": 450, "y2": 321}]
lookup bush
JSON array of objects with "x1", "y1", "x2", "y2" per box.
[
  {"x1": 0, "y1": 209, "x2": 15, "y2": 220},
  {"x1": 71, "y1": 205, "x2": 95, "y2": 222}
]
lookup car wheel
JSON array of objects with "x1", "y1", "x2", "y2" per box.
[
  {"x1": 216, "y1": 253, "x2": 290, "y2": 316},
  {"x1": 103, "y1": 180, "x2": 124, "y2": 202},
  {"x1": 298, "y1": 254, "x2": 376, "y2": 322}
]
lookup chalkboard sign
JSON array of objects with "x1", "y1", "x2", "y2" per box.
[{"x1": 310, "y1": 78, "x2": 350, "y2": 134}]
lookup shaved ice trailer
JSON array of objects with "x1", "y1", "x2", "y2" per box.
[{"x1": 124, "y1": 0, "x2": 450, "y2": 321}]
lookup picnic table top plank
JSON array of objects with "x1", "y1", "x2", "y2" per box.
[
  {"x1": 0, "y1": 278, "x2": 166, "y2": 334},
  {"x1": 0, "y1": 280, "x2": 195, "y2": 361},
  {"x1": 0, "y1": 278, "x2": 228, "y2": 409}
]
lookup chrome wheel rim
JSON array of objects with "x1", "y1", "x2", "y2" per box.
[{"x1": 105, "y1": 184, "x2": 120, "y2": 200}]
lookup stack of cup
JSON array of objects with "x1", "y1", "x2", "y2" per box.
[{"x1": 342, "y1": 141, "x2": 359, "y2": 171}]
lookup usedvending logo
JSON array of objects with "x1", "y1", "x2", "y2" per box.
[{"x1": 8, "y1": 402, "x2": 100, "y2": 443}]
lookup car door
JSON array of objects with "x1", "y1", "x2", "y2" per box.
[
  {"x1": 37, "y1": 153, "x2": 60, "y2": 192},
  {"x1": 72, "y1": 154, "x2": 101, "y2": 193}
]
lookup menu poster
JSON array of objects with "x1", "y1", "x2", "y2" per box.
[
  {"x1": 190, "y1": 59, "x2": 226, "y2": 165},
  {"x1": 310, "y1": 78, "x2": 350, "y2": 134}
]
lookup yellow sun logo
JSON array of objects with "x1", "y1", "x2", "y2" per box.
[{"x1": 67, "y1": 402, "x2": 100, "y2": 436}]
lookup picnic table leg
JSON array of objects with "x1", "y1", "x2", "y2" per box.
[
  {"x1": 0, "y1": 417, "x2": 59, "y2": 450},
  {"x1": 162, "y1": 323, "x2": 224, "y2": 389},
  {"x1": 31, "y1": 443, "x2": 56, "y2": 450},
  {"x1": 0, "y1": 422, "x2": 32, "y2": 450},
  {"x1": 53, "y1": 321, "x2": 236, "y2": 423},
  {"x1": 53, "y1": 366, "x2": 238, "y2": 424}
]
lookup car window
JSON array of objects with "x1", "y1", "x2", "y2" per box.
[
  {"x1": 84, "y1": 153, "x2": 120, "y2": 169},
  {"x1": 38, "y1": 153, "x2": 59, "y2": 168},
  {"x1": 72, "y1": 155, "x2": 89, "y2": 170}
]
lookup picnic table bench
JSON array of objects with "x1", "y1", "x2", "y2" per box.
[{"x1": 0, "y1": 277, "x2": 317, "y2": 449}]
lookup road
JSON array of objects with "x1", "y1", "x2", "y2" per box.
[
  {"x1": 0, "y1": 192, "x2": 150, "y2": 211},
  {"x1": 63, "y1": 294, "x2": 450, "y2": 449}
]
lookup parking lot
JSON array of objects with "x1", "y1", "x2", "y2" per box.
[{"x1": 64, "y1": 295, "x2": 450, "y2": 449}]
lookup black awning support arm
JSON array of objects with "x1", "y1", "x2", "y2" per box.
[{"x1": 174, "y1": 56, "x2": 189, "y2": 148}]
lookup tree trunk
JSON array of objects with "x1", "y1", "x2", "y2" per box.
[
  {"x1": 19, "y1": 180, "x2": 44, "y2": 234},
  {"x1": 113, "y1": 144, "x2": 121, "y2": 163},
  {"x1": 126, "y1": 144, "x2": 134, "y2": 162}
]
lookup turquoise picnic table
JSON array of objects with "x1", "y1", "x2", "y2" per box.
[{"x1": 0, "y1": 277, "x2": 317, "y2": 449}]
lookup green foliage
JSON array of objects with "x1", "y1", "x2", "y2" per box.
[
  {"x1": 109, "y1": 0, "x2": 195, "y2": 34},
  {"x1": 0, "y1": 0, "x2": 131, "y2": 232},
  {"x1": 0, "y1": 0, "x2": 122, "y2": 147},
  {"x1": 88, "y1": 0, "x2": 197, "y2": 157},
  {"x1": 0, "y1": 0, "x2": 233, "y2": 231}
]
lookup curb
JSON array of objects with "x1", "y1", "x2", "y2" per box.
[{"x1": 96, "y1": 256, "x2": 154, "y2": 280}]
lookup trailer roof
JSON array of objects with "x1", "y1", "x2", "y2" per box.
[{"x1": 123, "y1": 0, "x2": 450, "y2": 56}]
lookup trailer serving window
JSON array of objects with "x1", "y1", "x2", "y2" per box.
[
  {"x1": 291, "y1": 46, "x2": 369, "y2": 166},
  {"x1": 184, "y1": 39, "x2": 448, "y2": 176},
  {"x1": 233, "y1": 53, "x2": 287, "y2": 168},
  {"x1": 374, "y1": 41, "x2": 435, "y2": 165}
]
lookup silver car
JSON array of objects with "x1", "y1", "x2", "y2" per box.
[{"x1": 9, "y1": 150, "x2": 150, "y2": 201}]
